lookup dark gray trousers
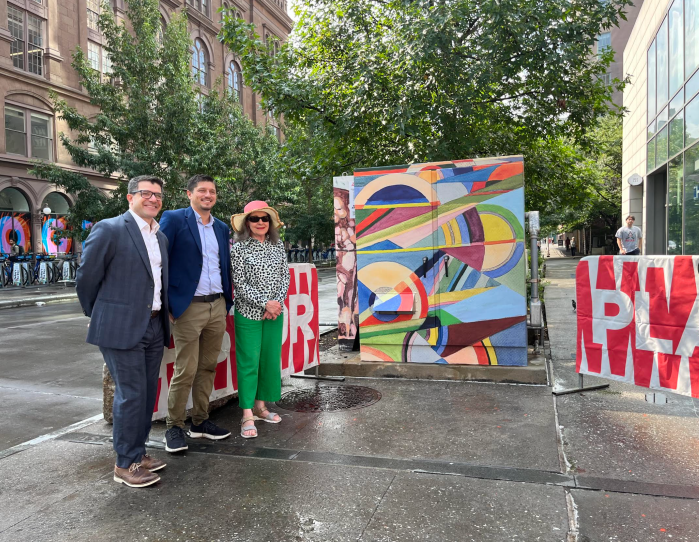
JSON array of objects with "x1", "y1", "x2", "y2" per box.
[{"x1": 100, "y1": 317, "x2": 164, "y2": 468}]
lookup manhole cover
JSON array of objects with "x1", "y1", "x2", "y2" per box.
[{"x1": 276, "y1": 385, "x2": 381, "y2": 412}]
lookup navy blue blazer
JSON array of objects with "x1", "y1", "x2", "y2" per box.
[
  {"x1": 159, "y1": 207, "x2": 233, "y2": 319},
  {"x1": 76, "y1": 212, "x2": 170, "y2": 349}
]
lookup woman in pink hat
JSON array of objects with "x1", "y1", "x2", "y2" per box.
[{"x1": 230, "y1": 201, "x2": 290, "y2": 438}]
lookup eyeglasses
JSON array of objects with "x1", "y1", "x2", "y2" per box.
[
  {"x1": 131, "y1": 190, "x2": 163, "y2": 201},
  {"x1": 247, "y1": 215, "x2": 270, "y2": 223}
]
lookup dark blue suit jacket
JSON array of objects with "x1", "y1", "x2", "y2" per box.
[
  {"x1": 159, "y1": 207, "x2": 233, "y2": 319},
  {"x1": 76, "y1": 212, "x2": 170, "y2": 349}
]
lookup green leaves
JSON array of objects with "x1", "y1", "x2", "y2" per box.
[
  {"x1": 31, "y1": 0, "x2": 287, "y2": 237},
  {"x1": 221, "y1": 0, "x2": 628, "y2": 176}
]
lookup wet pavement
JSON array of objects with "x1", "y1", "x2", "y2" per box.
[{"x1": 1, "y1": 258, "x2": 698, "y2": 541}]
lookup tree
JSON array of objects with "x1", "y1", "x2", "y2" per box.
[
  {"x1": 538, "y1": 114, "x2": 623, "y2": 240},
  {"x1": 220, "y1": 0, "x2": 630, "y2": 194},
  {"x1": 31, "y1": 0, "x2": 286, "y2": 239}
]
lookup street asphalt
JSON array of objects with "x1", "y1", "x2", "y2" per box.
[{"x1": 0, "y1": 259, "x2": 698, "y2": 541}]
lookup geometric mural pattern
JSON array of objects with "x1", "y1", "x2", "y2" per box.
[{"x1": 354, "y1": 156, "x2": 528, "y2": 365}]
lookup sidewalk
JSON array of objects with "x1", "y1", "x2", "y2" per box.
[
  {"x1": 0, "y1": 284, "x2": 77, "y2": 310},
  {"x1": 0, "y1": 259, "x2": 698, "y2": 541}
]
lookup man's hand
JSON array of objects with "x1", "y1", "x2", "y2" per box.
[
  {"x1": 265, "y1": 300, "x2": 282, "y2": 317},
  {"x1": 169, "y1": 313, "x2": 175, "y2": 323}
]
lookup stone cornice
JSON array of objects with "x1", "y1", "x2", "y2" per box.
[
  {"x1": 0, "y1": 154, "x2": 122, "y2": 183},
  {"x1": 0, "y1": 66, "x2": 90, "y2": 104},
  {"x1": 258, "y1": 0, "x2": 293, "y2": 33},
  {"x1": 185, "y1": 6, "x2": 219, "y2": 36},
  {"x1": 0, "y1": 27, "x2": 14, "y2": 44}
]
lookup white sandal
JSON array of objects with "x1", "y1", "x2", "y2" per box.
[
  {"x1": 240, "y1": 416, "x2": 258, "y2": 439},
  {"x1": 253, "y1": 407, "x2": 282, "y2": 424}
]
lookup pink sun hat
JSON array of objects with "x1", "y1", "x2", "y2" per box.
[{"x1": 230, "y1": 200, "x2": 283, "y2": 233}]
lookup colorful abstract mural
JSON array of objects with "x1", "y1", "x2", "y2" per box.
[
  {"x1": 0, "y1": 212, "x2": 31, "y2": 254},
  {"x1": 354, "y1": 157, "x2": 527, "y2": 365},
  {"x1": 42, "y1": 215, "x2": 73, "y2": 254},
  {"x1": 334, "y1": 176, "x2": 359, "y2": 351}
]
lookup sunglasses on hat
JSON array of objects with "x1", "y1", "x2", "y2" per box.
[{"x1": 247, "y1": 215, "x2": 270, "y2": 223}]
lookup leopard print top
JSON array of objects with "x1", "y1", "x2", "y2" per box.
[{"x1": 231, "y1": 237, "x2": 290, "y2": 320}]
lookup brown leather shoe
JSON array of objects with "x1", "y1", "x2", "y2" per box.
[
  {"x1": 140, "y1": 454, "x2": 166, "y2": 472},
  {"x1": 113, "y1": 463, "x2": 160, "y2": 488}
]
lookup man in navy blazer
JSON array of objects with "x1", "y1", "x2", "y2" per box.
[
  {"x1": 77, "y1": 175, "x2": 169, "y2": 488},
  {"x1": 160, "y1": 174, "x2": 233, "y2": 453}
]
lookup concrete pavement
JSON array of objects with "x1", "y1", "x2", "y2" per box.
[{"x1": 1, "y1": 259, "x2": 698, "y2": 541}]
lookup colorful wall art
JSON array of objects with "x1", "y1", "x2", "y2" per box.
[
  {"x1": 576, "y1": 255, "x2": 699, "y2": 398},
  {"x1": 0, "y1": 212, "x2": 31, "y2": 254},
  {"x1": 42, "y1": 215, "x2": 73, "y2": 254},
  {"x1": 334, "y1": 176, "x2": 359, "y2": 351},
  {"x1": 354, "y1": 157, "x2": 527, "y2": 365}
]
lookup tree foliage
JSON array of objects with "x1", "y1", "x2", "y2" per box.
[
  {"x1": 538, "y1": 114, "x2": 623, "y2": 235},
  {"x1": 220, "y1": 0, "x2": 629, "y2": 174},
  {"x1": 31, "y1": 0, "x2": 285, "y2": 239}
]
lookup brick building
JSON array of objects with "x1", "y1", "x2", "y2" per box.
[{"x1": 0, "y1": 0, "x2": 292, "y2": 255}]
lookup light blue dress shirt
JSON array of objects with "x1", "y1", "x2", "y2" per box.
[{"x1": 194, "y1": 210, "x2": 223, "y2": 296}]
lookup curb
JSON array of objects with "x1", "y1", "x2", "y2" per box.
[{"x1": 0, "y1": 292, "x2": 78, "y2": 310}]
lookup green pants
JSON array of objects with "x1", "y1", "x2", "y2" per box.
[{"x1": 235, "y1": 310, "x2": 283, "y2": 409}]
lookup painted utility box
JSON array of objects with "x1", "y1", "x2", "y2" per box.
[{"x1": 354, "y1": 157, "x2": 527, "y2": 365}]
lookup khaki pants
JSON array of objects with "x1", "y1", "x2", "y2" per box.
[{"x1": 166, "y1": 297, "x2": 227, "y2": 429}]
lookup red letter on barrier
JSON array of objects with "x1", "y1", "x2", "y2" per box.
[
  {"x1": 576, "y1": 259, "x2": 603, "y2": 373},
  {"x1": 645, "y1": 257, "x2": 696, "y2": 389}
]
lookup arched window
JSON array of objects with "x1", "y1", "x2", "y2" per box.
[
  {"x1": 192, "y1": 39, "x2": 207, "y2": 87},
  {"x1": 228, "y1": 61, "x2": 241, "y2": 102},
  {"x1": 41, "y1": 192, "x2": 72, "y2": 255},
  {"x1": 0, "y1": 187, "x2": 31, "y2": 254},
  {"x1": 157, "y1": 16, "x2": 166, "y2": 47}
]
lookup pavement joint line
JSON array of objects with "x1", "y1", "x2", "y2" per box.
[
  {"x1": 358, "y1": 473, "x2": 396, "y2": 541},
  {"x1": 334, "y1": 375, "x2": 548, "y2": 387},
  {"x1": 0, "y1": 385, "x2": 101, "y2": 401},
  {"x1": 50, "y1": 431, "x2": 699, "y2": 500},
  {"x1": 0, "y1": 414, "x2": 103, "y2": 461},
  {"x1": 2, "y1": 315, "x2": 86, "y2": 329}
]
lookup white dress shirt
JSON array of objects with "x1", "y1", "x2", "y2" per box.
[
  {"x1": 193, "y1": 209, "x2": 223, "y2": 297},
  {"x1": 128, "y1": 209, "x2": 162, "y2": 311}
]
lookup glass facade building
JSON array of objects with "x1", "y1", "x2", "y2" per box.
[{"x1": 646, "y1": 0, "x2": 699, "y2": 254}]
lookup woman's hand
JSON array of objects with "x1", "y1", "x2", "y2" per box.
[
  {"x1": 265, "y1": 300, "x2": 282, "y2": 317},
  {"x1": 263, "y1": 310, "x2": 277, "y2": 320}
]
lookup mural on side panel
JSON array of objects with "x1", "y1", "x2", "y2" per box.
[
  {"x1": 333, "y1": 176, "x2": 359, "y2": 350},
  {"x1": 354, "y1": 157, "x2": 528, "y2": 365}
]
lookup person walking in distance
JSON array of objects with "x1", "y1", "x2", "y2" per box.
[
  {"x1": 160, "y1": 175, "x2": 233, "y2": 453},
  {"x1": 565, "y1": 237, "x2": 571, "y2": 253},
  {"x1": 570, "y1": 236, "x2": 577, "y2": 257},
  {"x1": 76, "y1": 175, "x2": 169, "y2": 488},
  {"x1": 616, "y1": 215, "x2": 643, "y2": 255}
]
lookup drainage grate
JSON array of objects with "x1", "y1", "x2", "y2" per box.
[{"x1": 276, "y1": 385, "x2": 382, "y2": 412}]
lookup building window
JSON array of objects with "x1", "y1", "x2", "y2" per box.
[
  {"x1": 686, "y1": 0, "x2": 699, "y2": 81},
  {"x1": 187, "y1": 0, "x2": 209, "y2": 17},
  {"x1": 157, "y1": 16, "x2": 166, "y2": 47},
  {"x1": 670, "y1": 108, "x2": 684, "y2": 156},
  {"x1": 684, "y1": 141, "x2": 699, "y2": 254},
  {"x1": 667, "y1": 155, "x2": 683, "y2": 255},
  {"x1": 648, "y1": 40, "x2": 657, "y2": 121},
  {"x1": 4, "y1": 106, "x2": 53, "y2": 161},
  {"x1": 658, "y1": 18, "x2": 670, "y2": 110},
  {"x1": 597, "y1": 32, "x2": 611, "y2": 58},
  {"x1": 88, "y1": 41, "x2": 112, "y2": 81},
  {"x1": 600, "y1": 72, "x2": 612, "y2": 86},
  {"x1": 192, "y1": 39, "x2": 208, "y2": 87},
  {"x1": 228, "y1": 61, "x2": 242, "y2": 102},
  {"x1": 87, "y1": 0, "x2": 101, "y2": 31},
  {"x1": 669, "y1": 0, "x2": 684, "y2": 96},
  {"x1": 8, "y1": 6, "x2": 44, "y2": 76}
]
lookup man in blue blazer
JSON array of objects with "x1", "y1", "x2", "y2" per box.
[
  {"x1": 160, "y1": 174, "x2": 233, "y2": 453},
  {"x1": 77, "y1": 175, "x2": 169, "y2": 488}
]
